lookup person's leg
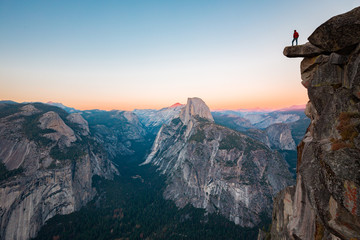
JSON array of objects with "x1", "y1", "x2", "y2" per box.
[
  {"x1": 292, "y1": 38, "x2": 295, "y2": 46},
  {"x1": 296, "y1": 38, "x2": 298, "y2": 45}
]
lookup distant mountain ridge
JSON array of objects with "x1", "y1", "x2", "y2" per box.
[
  {"x1": 212, "y1": 104, "x2": 306, "y2": 112},
  {"x1": 46, "y1": 101, "x2": 79, "y2": 113}
]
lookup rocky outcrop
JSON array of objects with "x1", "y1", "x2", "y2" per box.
[
  {"x1": 272, "y1": 7, "x2": 360, "y2": 239},
  {"x1": 0, "y1": 103, "x2": 116, "y2": 240},
  {"x1": 283, "y1": 42, "x2": 326, "y2": 58},
  {"x1": 66, "y1": 113, "x2": 89, "y2": 136},
  {"x1": 39, "y1": 111, "x2": 77, "y2": 147},
  {"x1": 144, "y1": 98, "x2": 293, "y2": 227}
]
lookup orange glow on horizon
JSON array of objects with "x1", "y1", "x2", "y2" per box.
[{"x1": 3, "y1": 94, "x2": 309, "y2": 111}]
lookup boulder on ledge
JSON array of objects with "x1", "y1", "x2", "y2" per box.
[{"x1": 308, "y1": 6, "x2": 360, "y2": 53}]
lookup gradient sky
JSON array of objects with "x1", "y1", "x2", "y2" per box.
[{"x1": 0, "y1": 1, "x2": 358, "y2": 110}]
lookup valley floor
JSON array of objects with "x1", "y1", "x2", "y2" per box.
[{"x1": 33, "y1": 153, "x2": 269, "y2": 240}]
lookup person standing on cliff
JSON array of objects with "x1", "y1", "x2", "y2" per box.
[{"x1": 292, "y1": 30, "x2": 299, "y2": 46}]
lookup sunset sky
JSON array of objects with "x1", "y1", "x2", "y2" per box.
[{"x1": 0, "y1": 1, "x2": 358, "y2": 110}]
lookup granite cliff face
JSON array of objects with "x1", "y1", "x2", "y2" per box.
[
  {"x1": 0, "y1": 103, "x2": 116, "y2": 240},
  {"x1": 143, "y1": 98, "x2": 294, "y2": 227},
  {"x1": 272, "y1": 7, "x2": 360, "y2": 239}
]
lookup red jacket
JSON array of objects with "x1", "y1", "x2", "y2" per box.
[{"x1": 293, "y1": 31, "x2": 299, "y2": 39}]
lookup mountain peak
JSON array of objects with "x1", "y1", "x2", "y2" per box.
[
  {"x1": 169, "y1": 103, "x2": 183, "y2": 108},
  {"x1": 179, "y1": 97, "x2": 214, "y2": 125}
]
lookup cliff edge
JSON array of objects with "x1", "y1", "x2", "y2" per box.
[{"x1": 271, "y1": 7, "x2": 360, "y2": 239}]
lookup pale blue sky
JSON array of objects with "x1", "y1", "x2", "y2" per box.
[{"x1": 0, "y1": 1, "x2": 358, "y2": 110}]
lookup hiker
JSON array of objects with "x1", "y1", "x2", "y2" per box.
[{"x1": 292, "y1": 30, "x2": 299, "y2": 46}]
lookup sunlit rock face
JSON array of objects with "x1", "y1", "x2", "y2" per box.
[
  {"x1": 0, "y1": 103, "x2": 116, "y2": 240},
  {"x1": 179, "y1": 97, "x2": 214, "y2": 125},
  {"x1": 144, "y1": 97, "x2": 293, "y2": 227},
  {"x1": 272, "y1": 7, "x2": 360, "y2": 240}
]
